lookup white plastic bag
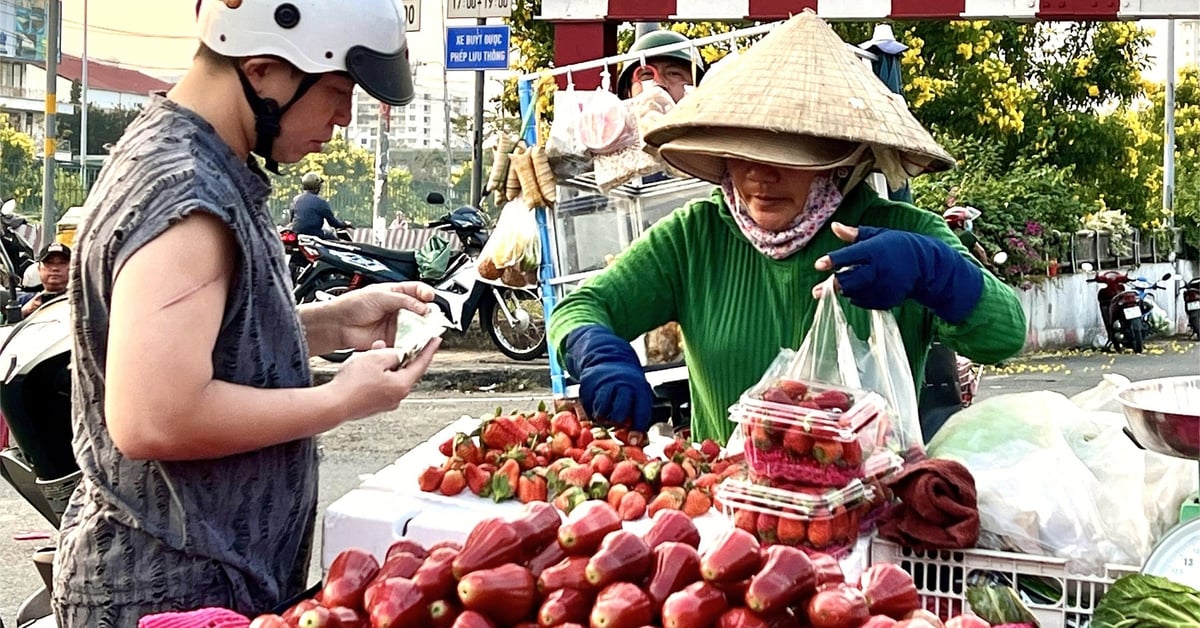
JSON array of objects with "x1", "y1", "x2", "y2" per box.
[
  {"x1": 545, "y1": 82, "x2": 593, "y2": 179},
  {"x1": 577, "y1": 88, "x2": 640, "y2": 156},
  {"x1": 789, "y1": 277, "x2": 924, "y2": 460},
  {"x1": 477, "y1": 197, "x2": 540, "y2": 288},
  {"x1": 927, "y1": 389, "x2": 1199, "y2": 573}
]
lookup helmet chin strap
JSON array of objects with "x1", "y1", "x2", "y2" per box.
[{"x1": 236, "y1": 68, "x2": 321, "y2": 174}]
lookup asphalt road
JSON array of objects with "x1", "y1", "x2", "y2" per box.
[{"x1": 0, "y1": 338, "x2": 1195, "y2": 624}]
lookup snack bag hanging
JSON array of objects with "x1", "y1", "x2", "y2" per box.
[
  {"x1": 476, "y1": 197, "x2": 541, "y2": 288},
  {"x1": 545, "y1": 80, "x2": 594, "y2": 179}
]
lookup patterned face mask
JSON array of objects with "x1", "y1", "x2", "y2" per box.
[{"x1": 721, "y1": 171, "x2": 844, "y2": 260}]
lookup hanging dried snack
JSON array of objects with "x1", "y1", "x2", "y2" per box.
[
  {"x1": 512, "y1": 149, "x2": 547, "y2": 208},
  {"x1": 505, "y1": 146, "x2": 525, "y2": 202},
  {"x1": 530, "y1": 145, "x2": 558, "y2": 207},
  {"x1": 486, "y1": 136, "x2": 514, "y2": 196}
]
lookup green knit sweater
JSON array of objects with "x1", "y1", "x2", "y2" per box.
[{"x1": 548, "y1": 183, "x2": 1027, "y2": 444}]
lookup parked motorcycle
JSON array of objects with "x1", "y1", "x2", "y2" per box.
[
  {"x1": 1183, "y1": 277, "x2": 1200, "y2": 339},
  {"x1": 280, "y1": 224, "x2": 352, "y2": 283},
  {"x1": 1081, "y1": 263, "x2": 1172, "y2": 354},
  {"x1": 292, "y1": 195, "x2": 547, "y2": 362},
  {"x1": 0, "y1": 294, "x2": 76, "y2": 628},
  {"x1": 0, "y1": 200, "x2": 38, "y2": 324}
]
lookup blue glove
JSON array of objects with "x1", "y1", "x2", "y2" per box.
[
  {"x1": 563, "y1": 324, "x2": 654, "y2": 431},
  {"x1": 825, "y1": 226, "x2": 984, "y2": 324}
]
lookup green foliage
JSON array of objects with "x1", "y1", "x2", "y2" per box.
[
  {"x1": 58, "y1": 105, "x2": 143, "y2": 157},
  {"x1": 0, "y1": 115, "x2": 41, "y2": 209}
]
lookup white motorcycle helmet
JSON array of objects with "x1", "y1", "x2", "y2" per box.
[{"x1": 196, "y1": 0, "x2": 414, "y2": 169}]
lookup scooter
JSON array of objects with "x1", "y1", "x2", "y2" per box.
[
  {"x1": 280, "y1": 224, "x2": 352, "y2": 283},
  {"x1": 1129, "y1": 273, "x2": 1174, "y2": 337},
  {"x1": 0, "y1": 294, "x2": 77, "y2": 628},
  {"x1": 1183, "y1": 277, "x2": 1200, "y2": 339},
  {"x1": 292, "y1": 195, "x2": 547, "y2": 362},
  {"x1": 1081, "y1": 263, "x2": 1171, "y2": 354}
]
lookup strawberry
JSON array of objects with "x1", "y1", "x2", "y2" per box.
[
  {"x1": 490, "y1": 459, "x2": 521, "y2": 502},
  {"x1": 590, "y1": 453, "x2": 615, "y2": 478},
  {"x1": 807, "y1": 517, "x2": 834, "y2": 548},
  {"x1": 576, "y1": 427, "x2": 595, "y2": 449},
  {"x1": 453, "y1": 432, "x2": 482, "y2": 465},
  {"x1": 418, "y1": 466, "x2": 445, "y2": 492},
  {"x1": 797, "y1": 399, "x2": 823, "y2": 410},
  {"x1": 504, "y1": 446, "x2": 538, "y2": 471},
  {"x1": 699, "y1": 439, "x2": 722, "y2": 461},
  {"x1": 682, "y1": 488, "x2": 712, "y2": 518},
  {"x1": 464, "y1": 463, "x2": 492, "y2": 497},
  {"x1": 732, "y1": 509, "x2": 757, "y2": 534},
  {"x1": 606, "y1": 484, "x2": 630, "y2": 511},
  {"x1": 621, "y1": 446, "x2": 649, "y2": 465},
  {"x1": 756, "y1": 513, "x2": 779, "y2": 544},
  {"x1": 660, "y1": 462, "x2": 686, "y2": 487},
  {"x1": 761, "y1": 387, "x2": 794, "y2": 405},
  {"x1": 749, "y1": 418, "x2": 776, "y2": 450},
  {"x1": 437, "y1": 436, "x2": 454, "y2": 458},
  {"x1": 618, "y1": 490, "x2": 648, "y2": 521},
  {"x1": 550, "y1": 411, "x2": 582, "y2": 440},
  {"x1": 842, "y1": 440, "x2": 864, "y2": 466},
  {"x1": 481, "y1": 417, "x2": 528, "y2": 451},
  {"x1": 553, "y1": 486, "x2": 587, "y2": 514},
  {"x1": 693, "y1": 473, "x2": 720, "y2": 493},
  {"x1": 783, "y1": 425, "x2": 813, "y2": 457},
  {"x1": 830, "y1": 505, "x2": 853, "y2": 542},
  {"x1": 517, "y1": 473, "x2": 548, "y2": 504},
  {"x1": 777, "y1": 517, "x2": 808, "y2": 546},
  {"x1": 439, "y1": 469, "x2": 466, "y2": 496},
  {"x1": 558, "y1": 464, "x2": 592, "y2": 489},
  {"x1": 647, "y1": 492, "x2": 681, "y2": 519},
  {"x1": 632, "y1": 481, "x2": 655, "y2": 502},
  {"x1": 812, "y1": 440, "x2": 844, "y2": 465},
  {"x1": 549, "y1": 432, "x2": 573, "y2": 457},
  {"x1": 663, "y1": 438, "x2": 686, "y2": 461},
  {"x1": 609, "y1": 460, "x2": 642, "y2": 486},
  {"x1": 811, "y1": 390, "x2": 852, "y2": 412},
  {"x1": 528, "y1": 408, "x2": 552, "y2": 435},
  {"x1": 566, "y1": 448, "x2": 586, "y2": 463},
  {"x1": 590, "y1": 439, "x2": 621, "y2": 459},
  {"x1": 778, "y1": 378, "x2": 810, "y2": 399}
]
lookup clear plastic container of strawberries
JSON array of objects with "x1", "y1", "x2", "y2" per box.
[
  {"x1": 729, "y1": 376, "x2": 890, "y2": 487},
  {"x1": 715, "y1": 478, "x2": 874, "y2": 557}
]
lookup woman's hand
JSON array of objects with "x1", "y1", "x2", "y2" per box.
[
  {"x1": 301, "y1": 282, "x2": 435, "y2": 355},
  {"x1": 813, "y1": 222, "x2": 984, "y2": 324},
  {"x1": 330, "y1": 338, "x2": 441, "y2": 422}
]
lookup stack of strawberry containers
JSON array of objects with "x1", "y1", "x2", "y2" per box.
[{"x1": 717, "y1": 375, "x2": 904, "y2": 558}]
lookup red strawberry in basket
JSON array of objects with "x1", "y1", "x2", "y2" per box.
[
  {"x1": 778, "y1": 378, "x2": 810, "y2": 399},
  {"x1": 812, "y1": 440, "x2": 844, "y2": 465},
  {"x1": 783, "y1": 425, "x2": 813, "y2": 457},
  {"x1": 811, "y1": 390, "x2": 852, "y2": 412},
  {"x1": 749, "y1": 417, "x2": 777, "y2": 449},
  {"x1": 842, "y1": 440, "x2": 864, "y2": 466},
  {"x1": 762, "y1": 387, "x2": 795, "y2": 406}
]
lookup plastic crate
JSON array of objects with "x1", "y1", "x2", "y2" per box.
[{"x1": 869, "y1": 538, "x2": 1138, "y2": 628}]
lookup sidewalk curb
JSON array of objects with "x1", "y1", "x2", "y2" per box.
[{"x1": 310, "y1": 351, "x2": 552, "y2": 393}]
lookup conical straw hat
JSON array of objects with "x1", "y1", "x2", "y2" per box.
[{"x1": 643, "y1": 10, "x2": 955, "y2": 186}]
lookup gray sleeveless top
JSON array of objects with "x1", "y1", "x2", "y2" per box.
[{"x1": 55, "y1": 96, "x2": 317, "y2": 615}]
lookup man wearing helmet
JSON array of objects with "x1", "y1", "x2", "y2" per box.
[
  {"x1": 290, "y1": 171, "x2": 352, "y2": 237},
  {"x1": 617, "y1": 30, "x2": 707, "y2": 103},
  {"x1": 55, "y1": 0, "x2": 437, "y2": 623}
]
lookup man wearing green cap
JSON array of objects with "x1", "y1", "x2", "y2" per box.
[{"x1": 617, "y1": 30, "x2": 706, "y2": 103}]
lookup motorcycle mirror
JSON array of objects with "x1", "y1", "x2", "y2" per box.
[
  {"x1": 0, "y1": 199, "x2": 14, "y2": 215},
  {"x1": 1080, "y1": 262, "x2": 1095, "y2": 272},
  {"x1": 426, "y1": 192, "x2": 445, "y2": 205},
  {"x1": 1162, "y1": 272, "x2": 1175, "y2": 282},
  {"x1": 992, "y1": 251, "x2": 1008, "y2": 265}
]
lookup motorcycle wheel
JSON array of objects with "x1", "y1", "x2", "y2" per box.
[
  {"x1": 479, "y1": 288, "x2": 547, "y2": 361},
  {"x1": 297, "y1": 274, "x2": 355, "y2": 363},
  {"x1": 1189, "y1": 312, "x2": 1200, "y2": 340},
  {"x1": 1128, "y1": 319, "x2": 1145, "y2": 354}
]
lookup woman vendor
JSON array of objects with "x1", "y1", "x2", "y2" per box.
[{"x1": 547, "y1": 11, "x2": 1026, "y2": 445}]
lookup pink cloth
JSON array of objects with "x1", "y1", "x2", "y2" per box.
[
  {"x1": 138, "y1": 608, "x2": 251, "y2": 628},
  {"x1": 720, "y1": 171, "x2": 843, "y2": 260}
]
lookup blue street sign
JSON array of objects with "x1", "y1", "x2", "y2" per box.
[{"x1": 445, "y1": 25, "x2": 510, "y2": 71}]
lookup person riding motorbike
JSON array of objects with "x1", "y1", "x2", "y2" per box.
[
  {"x1": 943, "y1": 205, "x2": 992, "y2": 269},
  {"x1": 53, "y1": 0, "x2": 437, "y2": 623},
  {"x1": 617, "y1": 30, "x2": 707, "y2": 103},
  {"x1": 18, "y1": 243, "x2": 70, "y2": 318},
  {"x1": 290, "y1": 171, "x2": 352, "y2": 238}
]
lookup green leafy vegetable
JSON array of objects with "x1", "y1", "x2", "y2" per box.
[
  {"x1": 1092, "y1": 574, "x2": 1200, "y2": 628},
  {"x1": 966, "y1": 583, "x2": 1040, "y2": 626}
]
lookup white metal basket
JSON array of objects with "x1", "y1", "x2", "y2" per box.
[{"x1": 869, "y1": 538, "x2": 1138, "y2": 628}]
